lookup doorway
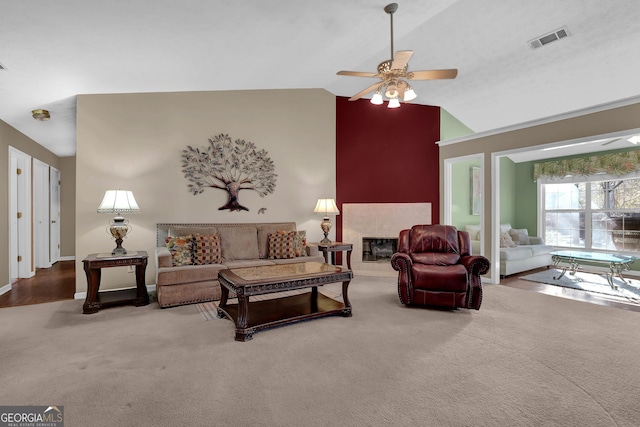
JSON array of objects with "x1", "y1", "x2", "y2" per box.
[
  {"x1": 6, "y1": 147, "x2": 64, "y2": 306},
  {"x1": 444, "y1": 154, "x2": 485, "y2": 257}
]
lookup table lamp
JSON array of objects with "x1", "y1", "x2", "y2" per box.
[
  {"x1": 313, "y1": 198, "x2": 340, "y2": 244},
  {"x1": 97, "y1": 190, "x2": 140, "y2": 255}
]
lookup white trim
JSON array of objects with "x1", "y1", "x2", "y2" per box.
[
  {"x1": 438, "y1": 94, "x2": 640, "y2": 146},
  {"x1": 59, "y1": 256, "x2": 75, "y2": 262},
  {"x1": 0, "y1": 283, "x2": 11, "y2": 296},
  {"x1": 489, "y1": 152, "x2": 500, "y2": 284}
]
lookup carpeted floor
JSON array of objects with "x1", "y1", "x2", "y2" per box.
[
  {"x1": 521, "y1": 268, "x2": 640, "y2": 302},
  {"x1": 1, "y1": 276, "x2": 640, "y2": 426}
]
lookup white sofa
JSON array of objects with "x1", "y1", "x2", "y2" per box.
[{"x1": 467, "y1": 224, "x2": 554, "y2": 278}]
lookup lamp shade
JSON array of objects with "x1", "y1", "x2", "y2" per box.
[
  {"x1": 313, "y1": 198, "x2": 340, "y2": 216},
  {"x1": 403, "y1": 87, "x2": 417, "y2": 102},
  {"x1": 387, "y1": 98, "x2": 401, "y2": 109},
  {"x1": 97, "y1": 190, "x2": 140, "y2": 214}
]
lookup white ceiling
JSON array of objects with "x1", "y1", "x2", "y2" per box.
[{"x1": 2, "y1": 0, "x2": 640, "y2": 158}]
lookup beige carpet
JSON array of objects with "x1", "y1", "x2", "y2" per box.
[{"x1": 1, "y1": 277, "x2": 640, "y2": 427}]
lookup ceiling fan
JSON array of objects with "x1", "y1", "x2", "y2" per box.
[{"x1": 337, "y1": 3, "x2": 458, "y2": 108}]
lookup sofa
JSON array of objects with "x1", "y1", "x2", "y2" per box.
[
  {"x1": 155, "y1": 222, "x2": 325, "y2": 308},
  {"x1": 467, "y1": 223, "x2": 554, "y2": 278}
]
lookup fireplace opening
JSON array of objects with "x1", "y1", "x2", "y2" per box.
[{"x1": 362, "y1": 237, "x2": 398, "y2": 263}]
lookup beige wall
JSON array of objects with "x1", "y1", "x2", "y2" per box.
[
  {"x1": 0, "y1": 119, "x2": 75, "y2": 287},
  {"x1": 439, "y1": 101, "x2": 640, "y2": 276},
  {"x1": 75, "y1": 89, "x2": 336, "y2": 293}
]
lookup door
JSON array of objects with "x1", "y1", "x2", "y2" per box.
[
  {"x1": 50, "y1": 167, "x2": 61, "y2": 264},
  {"x1": 8, "y1": 146, "x2": 33, "y2": 280}
]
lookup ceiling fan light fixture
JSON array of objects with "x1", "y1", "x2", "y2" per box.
[
  {"x1": 384, "y1": 82, "x2": 398, "y2": 98},
  {"x1": 388, "y1": 98, "x2": 401, "y2": 109},
  {"x1": 628, "y1": 135, "x2": 640, "y2": 145},
  {"x1": 403, "y1": 86, "x2": 417, "y2": 101},
  {"x1": 370, "y1": 91, "x2": 384, "y2": 105}
]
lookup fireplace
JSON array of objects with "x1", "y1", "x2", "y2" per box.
[
  {"x1": 362, "y1": 237, "x2": 398, "y2": 262},
  {"x1": 342, "y1": 203, "x2": 431, "y2": 276}
]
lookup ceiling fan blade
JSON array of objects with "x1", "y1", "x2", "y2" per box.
[
  {"x1": 337, "y1": 70, "x2": 378, "y2": 78},
  {"x1": 391, "y1": 50, "x2": 413, "y2": 70},
  {"x1": 349, "y1": 81, "x2": 385, "y2": 101},
  {"x1": 408, "y1": 69, "x2": 458, "y2": 80}
]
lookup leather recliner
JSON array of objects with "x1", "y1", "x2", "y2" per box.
[{"x1": 391, "y1": 224, "x2": 490, "y2": 310}]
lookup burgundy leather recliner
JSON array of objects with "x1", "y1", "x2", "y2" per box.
[{"x1": 391, "y1": 224, "x2": 490, "y2": 310}]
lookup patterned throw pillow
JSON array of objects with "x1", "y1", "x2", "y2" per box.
[
  {"x1": 293, "y1": 230, "x2": 308, "y2": 257},
  {"x1": 192, "y1": 233, "x2": 222, "y2": 265},
  {"x1": 499, "y1": 231, "x2": 517, "y2": 248},
  {"x1": 268, "y1": 232, "x2": 296, "y2": 259},
  {"x1": 166, "y1": 235, "x2": 193, "y2": 266}
]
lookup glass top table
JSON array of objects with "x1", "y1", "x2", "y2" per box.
[{"x1": 550, "y1": 250, "x2": 638, "y2": 289}]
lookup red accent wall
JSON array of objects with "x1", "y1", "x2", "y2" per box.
[{"x1": 335, "y1": 96, "x2": 440, "y2": 241}]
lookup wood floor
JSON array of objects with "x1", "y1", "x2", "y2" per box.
[
  {"x1": 499, "y1": 267, "x2": 640, "y2": 313},
  {"x1": 0, "y1": 260, "x2": 76, "y2": 308},
  {"x1": 0, "y1": 262, "x2": 638, "y2": 312}
]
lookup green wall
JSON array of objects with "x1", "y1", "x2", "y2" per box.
[
  {"x1": 440, "y1": 108, "x2": 474, "y2": 141},
  {"x1": 499, "y1": 157, "x2": 516, "y2": 226},
  {"x1": 513, "y1": 161, "x2": 538, "y2": 235}
]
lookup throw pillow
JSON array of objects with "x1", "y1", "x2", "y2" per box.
[
  {"x1": 192, "y1": 233, "x2": 222, "y2": 265},
  {"x1": 509, "y1": 228, "x2": 531, "y2": 246},
  {"x1": 166, "y1": 235, "x2": 193, "y2": 266},
  {"x1": 499, "y1": 231, "x2": 516, "y2": 248},
  {"x1": 257, "y1": 224, "x2": 296, "y2": 259},
  {"x1": 218, "y1": 226, "x2": 259, "y2": 260},
  {"x1": 293, "y1": 230, "x2": 308, "y2": 257},
  {"x1": 268, "y1": 232, "x2": 296, "y2": 259}
]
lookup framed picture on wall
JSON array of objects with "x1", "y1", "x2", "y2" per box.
[{"x1": 471, "y1": 167, "x2": 481, "y2": 215}]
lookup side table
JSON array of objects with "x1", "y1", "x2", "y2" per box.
[
  {"x1": 316, "y1": 242, "x2": 353, "y2": 270},
  {"x1": 82, "y1": 251, "x2": 149, "y2": 314}
]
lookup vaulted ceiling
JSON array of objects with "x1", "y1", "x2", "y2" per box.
[{"x1": 1, "y1": 0, "x2": 640, "y2": 157}]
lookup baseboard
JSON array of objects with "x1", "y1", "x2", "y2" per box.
[
  {"x1": 0, "y1": 283, "x2": 11, "y2": 296},
  {"x1": 74, "y1": 284, "x2": 157, "y2": 300},
  {"x1": 59, "y1": 256, "x2": 75, "y2": 262}
]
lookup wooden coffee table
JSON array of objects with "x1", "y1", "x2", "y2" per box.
[{"x1": 216, "y1": 262, "x2": 353, "y2": 341}]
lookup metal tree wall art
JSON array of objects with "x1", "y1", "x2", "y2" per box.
[{"x1": 181, "y1": 133, "x2": 277, "y2": 212}]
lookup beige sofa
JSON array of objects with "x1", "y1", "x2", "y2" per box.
[
  {"x1": 467, "y1": 224, "x2": 554, "y2": 278},
  {"x1": 155, "y1": 222, "x2": 324, "y2": 307}
]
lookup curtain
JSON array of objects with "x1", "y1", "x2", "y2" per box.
[{"x1": 534, "y1": 150, "x2": 640, "y2": 181}]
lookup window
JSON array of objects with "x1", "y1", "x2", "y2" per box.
[{"x1": 542, "y1": 177, "x2": 640, "y2": 251}]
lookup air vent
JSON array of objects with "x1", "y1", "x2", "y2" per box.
[{"x1": 528, "y1": 26, "x2": 570, "y2": 49}]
